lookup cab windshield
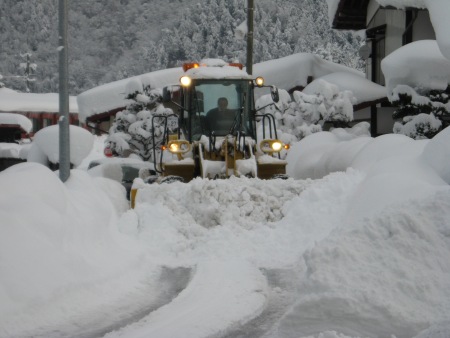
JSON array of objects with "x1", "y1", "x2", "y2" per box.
[{"x1": 189, "y1": 79, "x2": 254, "y2": 139}]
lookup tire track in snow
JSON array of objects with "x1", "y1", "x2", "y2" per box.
[{"x1": 103, "y1": 260, "x2": 268, "y2": 338}]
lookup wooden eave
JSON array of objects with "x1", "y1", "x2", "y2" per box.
[
  {"x1": 85, "y1": 106, "x2": 125, "y2": 124},
  {"x1": 353, "y1": 97, "x2": 388, "y2": 111},
  {"x1": 332, "y1": 0, "x2": 371, "y2": 30}
]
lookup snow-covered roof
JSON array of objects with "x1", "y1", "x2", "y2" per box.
[
  {"x1": 0, "y1": 88, "x2": 78, "y2": 114},
  {"x1": 375, "y1": 0, "x2": 425, "y2": 9},
  {"x1": 186, "y1": 65, "x2": 251, "y2": 80},
  {"x1": 0, "y1": 112, "x2": 33, "y2": 133},
  {"x1": 76, "y1": 68, "x2": 184, "y2": 123},
  {"x1": 77, "y1": 53, "x2": 365, "y2": 122},
  {"x1": 303, "y1": 72, "x2": 387, "y2": 106},
  {"x1": 254, "y1": 53, "x2": 364, "y2": 94},
  {"x1": 381, "y1": 40, "x2": 450, "y2": 98}
]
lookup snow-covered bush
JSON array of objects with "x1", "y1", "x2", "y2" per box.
[
  {"x1": 391, "y1": 85, "x2": 449, "y2": 139},
  {"x1": 393, "y1": 113, "x2": 442, "y2": 140},
  {"x1": 106, "y1": 84, "x2": 175, "y2": 161},
  {"x1": 256, "y1": 80, "x2": 356, "y2": 143}
]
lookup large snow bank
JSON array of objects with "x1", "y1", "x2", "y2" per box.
[
  {"x1": 381, "y1": 40, "x2": 450, "y2": 98},
  {"x1": 276, "y1": 126, "x2": 450, "y2": 337},
  {"x1": 0, "y1": 87, "x2": 78, "y2": 114},
  {"x1": 0, "y1": 163, "x2": 139, "y2": 335}
]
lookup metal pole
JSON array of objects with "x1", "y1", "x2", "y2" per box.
[
  {"x1": 58, "y1": 0, "x2": 70, "y2": 182},
  {"x1": 246, "y1": 0, "x2": 254, "y2": 75}
]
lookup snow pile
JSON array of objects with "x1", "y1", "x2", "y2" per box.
[
  {"x1": 76, "y1": 134, "x2": 108, "y2": 170},
  {"x1": 0, "y1": 142, "x2": 31, "y2": 159},
  {"x1": 27, "y1": 125, "x2": 94, "y2": 166},
  {"x1": 0, "y1": 163, "x2": 140, "y2": 336},
  {"x1": 273, "y1": 187, "x2": 450, "y2": 337},
  {"x1": 270, "y1": 128, "x2": 450, "y2": 337},
  {"x1": 134, "y1": 177, "x2": 310, "y2": 230}
]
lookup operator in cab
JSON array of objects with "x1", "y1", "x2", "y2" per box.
[{"x1": 206, "y1": 97, "x2": 236, "y2": 135}]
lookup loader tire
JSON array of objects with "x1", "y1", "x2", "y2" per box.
[
  {"x1": 271, "y1": 174, "x2": 289, "y2": 180},
  {"x1": 160, "y1": 175, "x2": 185, "y2": 184}
]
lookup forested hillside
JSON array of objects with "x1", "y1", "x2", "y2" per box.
[{"x1": 0, "y1": 0, "x2": 363, "y2": 95}]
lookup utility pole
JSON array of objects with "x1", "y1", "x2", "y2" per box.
[
  {"x1": 246, "y1": 0, "x2": 254, "y2": 75},
  {"x1": 58, "y1": 0, "x2": 70, "y2": 182}
]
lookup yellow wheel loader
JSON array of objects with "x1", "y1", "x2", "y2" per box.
[{"x1": 130, "y1": 59, "x2": 290, "y2": 210}]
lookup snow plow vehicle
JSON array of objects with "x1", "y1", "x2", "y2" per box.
[{"x1": 148, "y1": 59, "x2": 289, "y2": 184}]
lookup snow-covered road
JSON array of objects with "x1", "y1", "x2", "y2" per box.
[{"x1": 102, "y1": 173, "x2": 361, "y2": 337}]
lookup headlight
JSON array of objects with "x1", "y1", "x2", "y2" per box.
[
  {"x1": 166, "y1": 140, "x2": 191, "y2": 154},
  {"x1": 255, "y1": 76, "x2": 264, "y2": 87},
  {"x1": 271, "y1": 141, "x2": 282, "y2": 151},
  {"x1": 260, "y1": 139, "x2": 286, "y2": 153},
  {"x1": 180, "y1": 76, "x2": 192, "y2": 87}
]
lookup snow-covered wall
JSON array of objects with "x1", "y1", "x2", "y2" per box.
[
  {"x1": 329, "y1": 0, "x2": 450, "y2": 62},
  {"x1": 375, "y1": 0, "x2": 450, "y2": 61}
]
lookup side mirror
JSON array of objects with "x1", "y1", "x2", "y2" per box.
[
  {"x1": 271, "y1": 86, "x2": 280, "y2": 103},
  {"x1": 162, "y1": 86, "x2": 172, "y2": 103}
]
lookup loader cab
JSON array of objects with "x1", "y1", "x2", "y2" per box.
[{"x1": 179, "y1": 78, "x2": 256, "y2": 142}]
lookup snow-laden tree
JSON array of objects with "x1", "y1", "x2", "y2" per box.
[
  {"x1": 106, "y1": 84, "x2": 176, "y2": 161},
  {"x1": 391, "y1": 85, "x2": 449, "y2": 139},
  {"x1": 256, "y1": 81, "x2": 357, "y2": 142},
  {"x1": 19, "y1": 53, "x2": 37, "y2": 93},
  {"x1": 0, "y1": 0, "x2": 364, "y2": 94}
]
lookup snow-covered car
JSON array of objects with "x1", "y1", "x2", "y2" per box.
[{"x1": 87, "y1": 158, "x2": 156, "y2": 200}]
